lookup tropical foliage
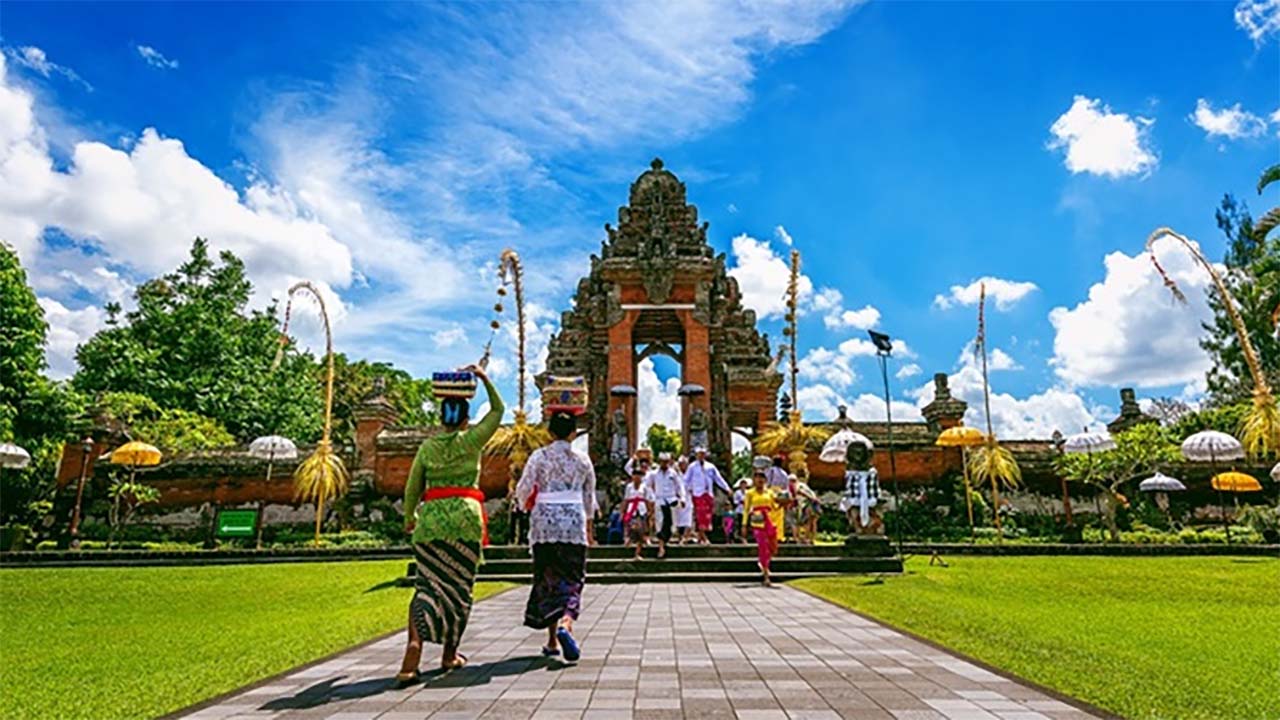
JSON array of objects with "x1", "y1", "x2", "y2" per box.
[
  {"x1": 93, "y1": 392, "x2": 234, "y2": 453},
  {"x1": 0, "y1": 243, "x2": 89, "y2": 529},
  {"x1": 1054, "y1": 424, "x2": 1180, "y2": 542},
  {"x1": 106, "y1": 479, "x2": 161, "y2": 549},
  {"x1": 646, "y1": 423, "x2": 682, "y2": 457},
  {"x1": 73, "y1": 239, "x2": 323, "y2": 443}
]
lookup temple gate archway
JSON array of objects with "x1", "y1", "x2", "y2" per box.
[{"x1": 540, "y1": 159, "x2": 782, "y2": 469}]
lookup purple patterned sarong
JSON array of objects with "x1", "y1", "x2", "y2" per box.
[{"x1": 523, "y1": 542, "x2": 587, "y2": 629}]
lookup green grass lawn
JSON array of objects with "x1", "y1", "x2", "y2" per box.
[
  {"x1": 0, "y1": 561, "x2": 513, "y2": 720},
  {"x1": 793, "y1": 556, "x2": 1279, "y2": 720}
]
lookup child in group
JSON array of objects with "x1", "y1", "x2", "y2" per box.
[
  {"x1": 622, "y1": 466, "x2": 655, "y2": 559},
  {"x1": 743, "y1": 457, "x2": 790, "y2": 586}
]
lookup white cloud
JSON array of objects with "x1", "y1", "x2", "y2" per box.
[
  {"x1": 775, "y1": 225, "x2": 794, "y2": 246},
  {"x1": 135, "y1": 45, "x2": 179, "y2": 70},
  {"x1": 796, "y1": 384, "x2": 922, "y2": 424},
  {"x1": 798, "y1": 346, "x2": 858, "y2": 389},
  {"x1": 1048, "y1": 235, "x2": 1214, "y2": 388},
  {"x1": 432, "y1": 327, "x2": 467, "y2": 348},
  {"x1": 1190, "y1": 99, "x2": 1267, "y2": 140},
  {"x1": 933, "y1": 277, "x2": 1038, "y2": 311},
  {"x1": 636, "y1": 357, "x2": 682, "y2": 437},
  {"x1": 895, "y1": 363, "x2": 921, "y2": 380},
  {"x1": 3, "y1": 46, "x2": 91, "y2": 90},
  {"x1": 911, "y1": 347, "x2": 1103, "y2": 438},
  {"x1": 837, "y1": 336, "x2": 915, "y2": 359},
  {"x1": 727, "y1": 232, "x2": 812, "y2": 319},
  {"x1": 37, "y1": 297, "x2": 104, "y2": 378},
  {"x1": 1235, "y1": 0, "x2": 1280, "y2": 44},
  {"x1": 824, "y1": 304, "x2": 880, "y2": 330},
  {"x1": 1047, "y1": 95, "x2": 1156, "y2": 178}
]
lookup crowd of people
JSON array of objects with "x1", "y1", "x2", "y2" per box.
[{"x1": 395, "y1": 366, "x2": 881, "y2": 679}]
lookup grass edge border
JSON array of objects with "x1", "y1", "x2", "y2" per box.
[
  {"x1": 155, "y1": 583, "x2": 520, "y2": 720},
  {"x1": 786, "y1": 581, "x2": 1125, "y2": 720}
]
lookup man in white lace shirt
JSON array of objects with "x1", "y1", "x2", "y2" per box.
[
  {"x1": 516, "y1": 411, "x2": 597, "y2": 661},
  {"x1": 684, "y1": 446, "x2": 731, "y2": 544},
  {"x1": 645, "y1": 451, "x2": 686, "y2": 559}
]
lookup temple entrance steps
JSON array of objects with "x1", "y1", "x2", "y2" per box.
[{"x1": 436, "y1": 536, "x2": 901, "y2": 584}]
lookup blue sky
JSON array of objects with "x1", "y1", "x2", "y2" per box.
[{"x1": 2, "y1": 1, "x2": 1277, "y2": 440}]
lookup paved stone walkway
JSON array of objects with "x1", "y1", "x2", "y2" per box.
[{"x1": 178, "y1": 584, "x2": 1103, "y2": 720}]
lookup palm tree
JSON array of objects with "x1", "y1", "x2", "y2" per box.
[
  {"x1": 484, "y1": 249, "x2": 551, "y2": 474},
  {"x1": 969, "y1": 283, "x2": 1021, "y2": 538},
  {"x1": 754, "y1": 249, "x2": 830, "y2": 477},
  {"x1": 274, "y1": 281, "x2": 349, "y2": 546}
]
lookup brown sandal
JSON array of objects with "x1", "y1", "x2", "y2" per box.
[{"x1": 441, "y1": 653, "x2": 468, "y2": 671}]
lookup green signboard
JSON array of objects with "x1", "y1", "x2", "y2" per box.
[{"x1": 216, "y1": 509, "x2": 258, "y2": 538}]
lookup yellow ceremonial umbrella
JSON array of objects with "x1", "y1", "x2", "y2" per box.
[
  {"x1": 936, "y1": 425, "x2": 986, "y2": 541},
  {"x1": 1211, "y1": 471, "x2": 1263, "y2": 493},
  {"x1": 110, "y1": 441, "x2": 162, "y2": 467},
  {"x1": 1210, "y1": 471, "x2": 1262, "y2": 544}
]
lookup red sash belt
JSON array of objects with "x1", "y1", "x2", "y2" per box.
[
  {"x1": 623, "y1": 496, "x2": 646, "y2": 524},
  {"x1": 423, "y1": 487, "x2": 489, "y2": 546}
]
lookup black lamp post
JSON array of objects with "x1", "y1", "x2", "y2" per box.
[
  {"x1": 68, "y1": 436, "x2": 94, "y2": 549},
  {"x1": 868, "y1": 330, "x2": 902, "y2": 556}
]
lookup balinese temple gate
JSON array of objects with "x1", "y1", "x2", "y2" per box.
[{"x1": 540, "y1": 159, "x2": 781, "y2": 469}]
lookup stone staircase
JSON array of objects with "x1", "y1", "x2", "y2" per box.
[{"x1": 409, "y1": 536, "x2": 902, "y2": 584}]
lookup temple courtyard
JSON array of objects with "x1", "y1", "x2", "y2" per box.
[{"x1": 2, "y1": 556, "x2": 1274, "y2": 720}]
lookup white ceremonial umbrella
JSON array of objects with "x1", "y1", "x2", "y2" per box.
[
  {"x1": 1138, "y1": 472, "x2": 1186, "y2": 493},
  {"x1": 1180, "y1": 430, "x2": 1244, "y2": 463},
  {"x1": 677, "y1": 383, "x2": 706, "y2": 397},
  {"x1": 819, "y1": 428, "x2": 873, "y2": 464},
  {"x1": 0, "y1": 442, "x2": 32, "y2": 499},
  {"x1": 0, "y1": 442, "x2": 32, "y2": 469},
  {"x1": 1063, "y1": 429, "x2": 1116, "y2": 455},
  {"x1": 609, "y1": 384, "x2": 638, "y2": 397},
  {"x1": 248, "y1": 435, "x2": 298, "y2": 548},
  {"x1": 1270, "y1": 462, "x2": 1279, "y2": 483}
]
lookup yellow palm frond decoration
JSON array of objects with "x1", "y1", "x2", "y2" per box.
[
  {"x1": 1146, "y1": 228, "x2": 1279, "y2": 460},
  {"x1": 487, "y1": 411, "x2": 552, "y2": 472},
  {"x1": 276, "y1": 281, "x2": 348, "y2": 545},
  {"x1": 973, "y1": 282, "x2": 1022, "y2": 538},
  {"x1": 754, "y1": 249, "x2": 829, "y2": 478},
  {"x1": 483, "y1": 249, "x2": 551, "y2": 471}
]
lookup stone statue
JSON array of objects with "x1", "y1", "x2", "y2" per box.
[
  {"x1": 840, "y1": 442, "x2": 883, "y2": 535},
  {"x1": 610, "y1": 408, "x2": 629, "y2": 465},
  {"x1": 688, "y1": 406, "x2": 709, "y2": 451}
]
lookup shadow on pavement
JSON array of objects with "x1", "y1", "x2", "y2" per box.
[{"x1": 258, "y1": 655, "x2": 559, "y2": 711}]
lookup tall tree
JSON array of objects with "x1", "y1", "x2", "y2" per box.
[
  {"x1": 1200, "y1": 195, "x2": 1280, "y2": 406},
  {"x1": 0, "y1": 243, "x2": 88, "y2": 528},
  {"x1": 73, "y1": 239, "x2": 323, "y2": 443},
  {"x1": 646, "y1": 423, "x2": 682, "y2": 457}
]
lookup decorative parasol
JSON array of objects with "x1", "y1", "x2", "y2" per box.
[
  {"x1": 820, "y1": 428, "x2": 872, "y2": 463},
  {"x1": 1211, "y1": 471, "x2": 1262, "y2": 493},
  {"x1": 937, "y1": 426, "x2": 987, "y2": 540},
  {"x1": 248, "y1": 435, "x2": 297, "y2": 549},
  {"x1": 609, "y1": 384, "x2": 638, "y2": 397},
  {"x1": 1180, "y1": 430, "x2": 1245, "y2": 463},
  {"x1": 249, "y1": 435, "x2": 298, "y2": 461},
  {"x1": 1138, "y1": 472, "x2": 1186, "y2": 493},
  {"x1": 0, "y1": 442, "x2": 32, "y2": 493},
  {"x1": 110, "y1": 440, "x2": 163, "y2": 488},
  {"x1": 1063, "y1": 429, "x2": 1116, "y2": 455},
  {"x1": 677, "y1": 383, "x2": 706, "y2": 397},
  {"x1": 110, "y1": 441, "x2": 162, "y2": 468},
  {"x1": 0, "y1": 442, "x2": 32, "y2": 469}
]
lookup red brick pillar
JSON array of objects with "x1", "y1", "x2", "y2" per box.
[
  {"x1": 677, "y1": 310, "x2": 712, "y2": 450},
  {"x1": 354, "y1": 388, "x2": 400, "y2": 474},
  {"x1": 607, "y1": 311, "x2": 639, "y2": 454}
]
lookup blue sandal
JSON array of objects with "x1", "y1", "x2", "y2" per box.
[
  {"x1": 556, "y1": 627, "x2": 580, "y2": 662},
  {"x1": 541, "y1": 645, "x2": 560, "y2": 657}
]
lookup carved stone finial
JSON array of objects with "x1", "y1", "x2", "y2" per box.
[
  {"x1": 651, "y1": 157, "x2": 664, "y2": 170},
  {"x1": 1107, "y1": 387, "x2": 1155, "y2": 434},
  {"x1": 922, "y1": 372, "x2": 966, "y2": 432}
]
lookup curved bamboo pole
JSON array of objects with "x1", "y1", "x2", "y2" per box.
[
  {"x1": 1147, "y1": 228, "x2": 1278, "y2": 459},
  {"x1": 786, "y1": 249, "x2": 801, "y2": 408},
  {"x1": 499, "y1": 249, "x2": 528, "y2": 414},
  {"x1": 978, "y1": 283, "x2": 1001, "y2": 536},
  {"x1": 276, "y1": 281, "x2": 346, "y2": 545}
]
